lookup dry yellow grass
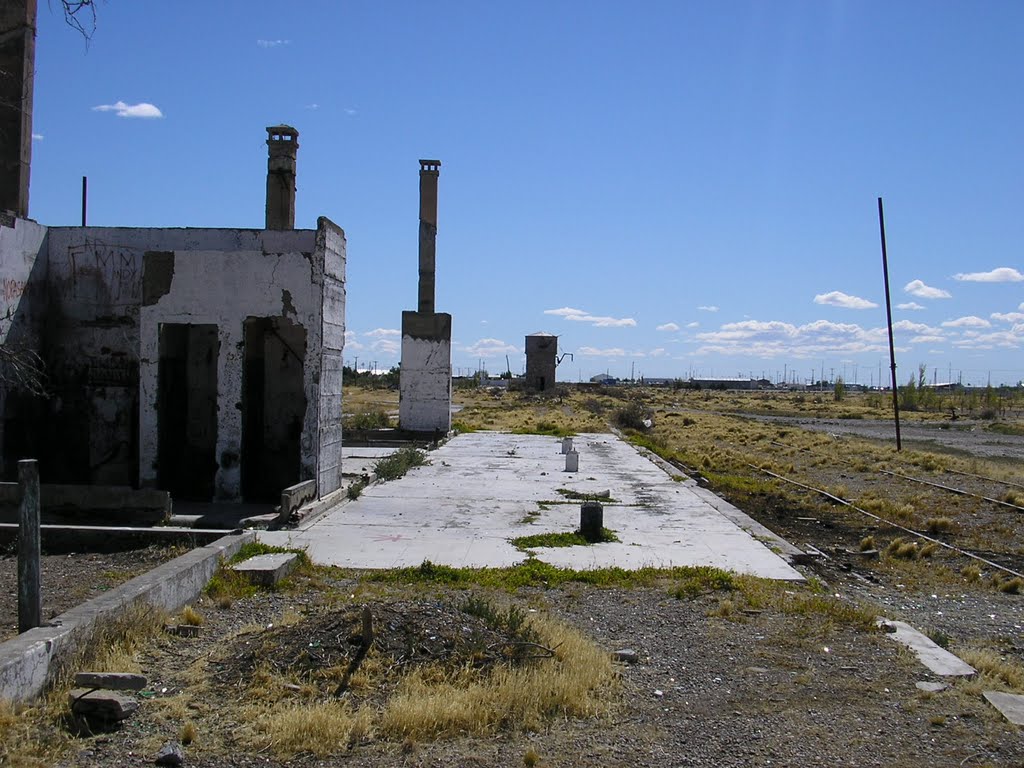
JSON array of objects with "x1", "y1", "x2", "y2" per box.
[
  {"x1": 247, "y1": 611, "x2": 615, "y2": 758},
  {"x1": 959, "y1": 648, "x2": 1024, "y2": 693}
]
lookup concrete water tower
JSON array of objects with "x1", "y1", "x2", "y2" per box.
[{"x1": 525, "y1": 332, "x2": 557, "y2": 392}]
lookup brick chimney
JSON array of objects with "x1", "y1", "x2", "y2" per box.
[
  {"x1": 417, "y1": 159, "x2": 441, "y2": 313},
  {"x1": 0, "y1": 0, "x2": 37, "y2": 218},
  {"x1": 265, "y1": 125, "x2": 298, "y2": 229}
]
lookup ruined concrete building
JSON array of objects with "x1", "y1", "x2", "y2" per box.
[
  {"x1": 399, "y1": 160, "x2": 452, "y2": 433},
  {"x1": 0, "y1": 123, "x2": 347, "y2": 504},
  {"x1": 525, "y1": 333, "x2": 557, "y2": 392}
]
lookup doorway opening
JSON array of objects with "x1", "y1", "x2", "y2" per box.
[
  {"x1": 241, "y1": 317, "x2": 307, "y2": 502},
  {"x1": 157, "y1": 323, "x2": 219, "y2": 500}
]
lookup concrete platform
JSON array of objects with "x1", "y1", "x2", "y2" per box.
[{"x1": 260, "y1": 432, "x2": 803, "y2": 580}]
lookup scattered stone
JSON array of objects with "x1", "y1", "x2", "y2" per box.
[
  {"x1": 68, "y1": 689, "x2": 139, "y2": 721},
  {"x1": 155, "y1": 740, "x2": 185, "y2": 766},
  {"x1": 165, "y1": 624, "x2": 201, "y2": 638},
  {"x1": 983, "y1": 691, "x2": 1024, "y2": 725},
  {"x1": 74, "y1": 672, "x2": 147, "y2": 691},
  {"x1": 916, "y1": 681, "x2": 949, "y2": 693},
  {"x1": 745, "y1": 666, "x2": 769, "y2": 674},
  {"x1": 612, "y1": 648, "x2": 639, "y2": 664}
]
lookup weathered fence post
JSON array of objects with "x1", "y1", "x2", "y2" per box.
[
  {"x1": 580, "y1": 501, "x2": 604, "y2": 542},
  {"x1": 18, "y1": 459, "x2": 41, "y2": 633}
]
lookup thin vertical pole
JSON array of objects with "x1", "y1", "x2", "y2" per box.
[
  {"x1": 878, "y1": 197, "x2": 902, "y2": 451},
  {"x1": 18, "y1": 459, "x2": 41, "y2": 633},
  {"x1": 81, "y1": 176, "x2": 87, "y2": 226}
]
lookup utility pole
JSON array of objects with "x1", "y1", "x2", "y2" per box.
[{"x1": 878, "y1": 197, "x2": 902, "y2": 451}]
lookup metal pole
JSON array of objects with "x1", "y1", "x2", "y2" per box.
[
  {"x1": 18, "y1": 459, "x2": 41, "y2": 633},
  {"x1": 81, "y1": 176, "x2": 87, "y2": 226},
  {"x1": 878, "y1": 197, "x2": 902, "y2": 451}
]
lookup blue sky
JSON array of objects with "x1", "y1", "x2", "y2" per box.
[{"x1": 29, "y1": 1, "x2": 1024, "y2": 385}]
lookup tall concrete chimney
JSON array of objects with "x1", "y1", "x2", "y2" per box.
[
  {"x1": 0, "y1": 0, "x2": 37, "y2": 218},
  {"x1": 417, "y1": 159, "x2": 441, "y2": 313},
  {"x1": 265, "y1": 125, "x2": 298, "y2": 229}
]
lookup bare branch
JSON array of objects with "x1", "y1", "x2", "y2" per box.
[{"x1": 51, "y1": 0, "x2": 97, "y2": 41}]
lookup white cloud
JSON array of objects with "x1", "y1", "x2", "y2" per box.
[
  {"x1": 697, "y1": 305, "x2": 719, "y2": 313},
  {"x1": 370, "y1": 339, "x2": 399, "y2": 355},
  {"x1": 365, "y1": 328, "x2": 400, "y2": 338},
  {"x1": 464, "y1": 338, "x2": 518, "y2": 357},
  {"x1": 543, "y1": 306, "x2": 636, "y2": 328},
  {"x1": 257, "y1": 39, "x2": 290, "y2": 48},
  {"x1": 693, "y1": 318, "x2": 915, "y2": 359},
  {"x1": 92, "y1": 101, "x2": 163, "y2": 119},
  {"x1": 992, "y1": 312, "x2": 1024, "y2": 323},
  {"x1": 344, "y1": 331, "x2": 364, "y2": 352},
  {"x1": 942, "y1": 316, "x2": 991, "y2": 329},
  {"x1": 305, "y1": 103, "x2": 319, "y2": 110},
  {"x1": 910, "y1": 335, "x2": 946, "y2": 344},
  {"x1": 953, "y1": 267, "x2": 1023, "y2": 283},
  {"x1": 904, "y1": 279, "x2": 951, "y2": 299},
  {"x1": 345, "y1": 108, "x2": 358, "y2": 116},
  {"x1": 813, "y1": 291, "x2": 878, "y2": 310},
  {"x1": 656, "y1": 322, "x2": 680, "y2": 332},
  {"x1": 650, "y1": 348, "x2": 668, "y2": 357},
  {"x1": 578, "y1": 346, "x2": 627, "y2": 357},
  {"x1": 897, "y1": 302, "x2": 925, "y2": 311},
  {"x1": 686, "y1": 321, "x2": 699, "y2": 328},
  {"x1": 31, "y1": 133, "x2": 43, "y2": 141}
]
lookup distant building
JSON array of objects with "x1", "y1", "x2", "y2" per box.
[
  {"x1": 525, "y1": 332, "x2": 557, "y2": 392},
  {"x1": 688, "y1": 377, "x2": 756, "y2": 390}
]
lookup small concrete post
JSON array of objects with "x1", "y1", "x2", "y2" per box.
[
  {"x1": 561, "y1": 436, "x2": 573, "y2": 455},
  {"x1": 565, "y1": 450, "x2": 579, "y2": 472},
  {"x1": 17, "y1": 458, "x2": 41, "y2": 633},
  {"x1": 580, "y1": 501, "x2": 603, "y2": 542}
]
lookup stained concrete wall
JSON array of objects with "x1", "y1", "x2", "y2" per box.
[
  {"x1": 137, "y1": 230, "x2": 319, "y2": 501},
  {"x1": 399, "y1": 311, "x2": 452, "y2": 433},
  {"x1": 316, "y1": 218, "x2": 346, "y2": 495},
  {"x1": 525, "y1": 334, "x2": 557, "y2": 392},
  {"x1": 0, "y1": 216, "x2": 47, "y2": 477}
]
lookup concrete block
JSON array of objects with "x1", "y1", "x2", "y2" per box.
[
  {"x1": 561, "y1": 437, "x2": 573, "y2": 455},
  {"x1": 983, "y1": 690, "x2": 1024, "y2": 725},
  {"x1": 878, "y1": 619, "x2": 977, "y2": 677},
  {"x1": 74, "y1": 672, "x2": 147, "y2": 691},
  {"x1": 279, "y1": 480, "x2": 317, "y2": 524},
  {"x1": 231, "y1": 552, "x2": 300, "y2": 587},
  {"x1": 69, "y1": 688, "x2": 139, "y2": 720}
]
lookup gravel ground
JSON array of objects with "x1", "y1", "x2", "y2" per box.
[{"x1": 48, "y1": 576, "x2": 1023, "y2": 768}]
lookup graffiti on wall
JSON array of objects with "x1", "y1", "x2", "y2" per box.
[{"x1": 66, "y1": 241, "x2": 142, "y2": 306}]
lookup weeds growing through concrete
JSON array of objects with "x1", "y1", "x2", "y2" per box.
[{"x1": 374, "y1": 447, "x2": 428, "y2": 481}]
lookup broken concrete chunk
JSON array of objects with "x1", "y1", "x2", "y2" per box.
[
  {"x1": 983, "y1": 690, "x2": 1024, "y2": 725},
  {"x1": 916, "y1": 681, "x2": 949, "y2": 693},
  {"x1": 612, "y1": 648, "x2": 639, "y2": 664},
  {"x1": 155, "y1": 740, "x2": 185, "y2": 766},
  {"x1": 877, "y1": 619, "x2": 976, "y2": 677},
  {"x1": 68, "y1": 689, "x2": 139, "y2": 721},
  {"x1": 74, "y1": 672, "x2": 147, "y2": 691},
  {"x1": 231, "y1": 552, "x2": 300, "y2": 587}
]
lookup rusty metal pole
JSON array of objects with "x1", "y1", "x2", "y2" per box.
[
  {"x1": 878, "y1": 197, "x2": 902, "y2": 451},
  {"x1": 18, "y1": 459, "x2": 41, "y2": 633}
]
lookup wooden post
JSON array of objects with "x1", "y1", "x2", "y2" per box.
[
  {"x1": 878, "y1": 197, "x2": 902, "y2": 451},
  {"x1": 18, "y1": 459, "x2": 41, "y2": 633},
  {"x1": 580, "y1": 501, "x2": 603, "y2": 542}
]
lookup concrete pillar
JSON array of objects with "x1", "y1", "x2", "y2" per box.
[
  {"x1": 525, "y1": 333, "x2": 558, "y2": 392},
  {"x1": 0, "y1": 0, "x2": 36, "y2": 218},
  {"x1": 265, "y1": 125, "x2": 298, "y2": 229},
  {"x1": 417, "y1": 159, "x2": 440, "y2": 314},
  {"x1": 580, "y1": 501, "x2": 603, "y2": 542},
  {"x1": 565, "y1": 450, "x2": 579, "y2": 472},
  {"x1": 561, "y1": 436, "x2": 573, "y2": 454}
]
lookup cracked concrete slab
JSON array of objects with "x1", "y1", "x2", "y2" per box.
[{"x1": 261, "y1": 432, "x2": 803, "y2": 580}]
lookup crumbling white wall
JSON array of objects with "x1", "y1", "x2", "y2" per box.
[
  {"x1": 399, "y1": 311, "x2": 452, "y2": 433},
  {"x1": 316, "y1": 218, "x2": 346, "y2": 496},
  {"x1": 138, "y1": 231, "x2": 319, "y2": 501}
]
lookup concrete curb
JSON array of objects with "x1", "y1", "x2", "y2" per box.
[{"x1": 0, "y1": 531, "x2": 254, "y2": 703}]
